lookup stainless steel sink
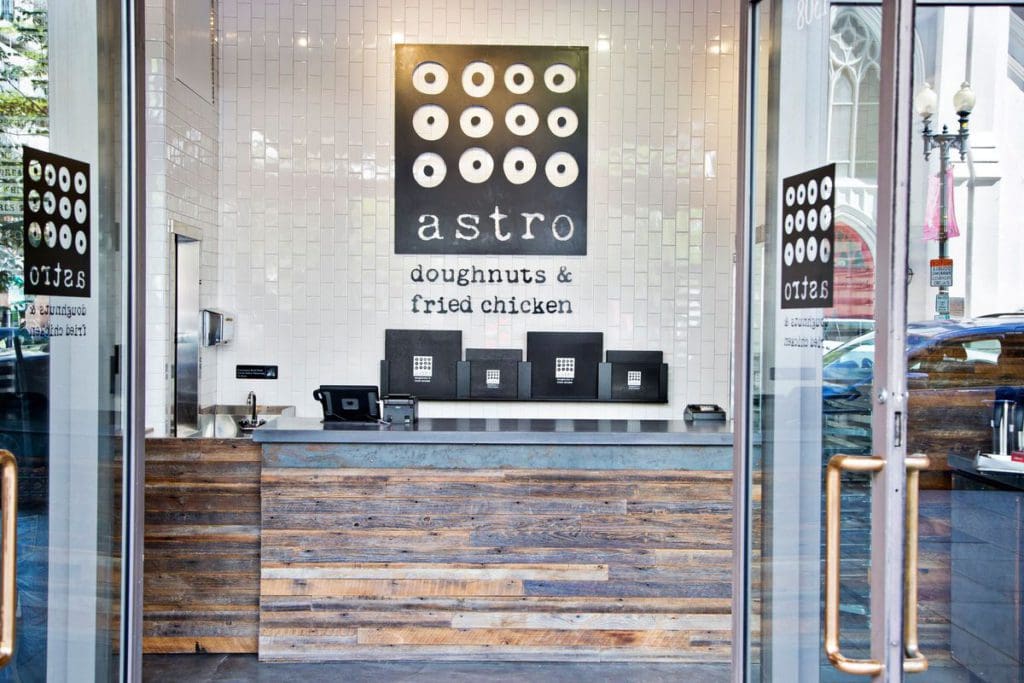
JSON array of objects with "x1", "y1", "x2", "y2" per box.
[{"x1": 196, "y1": 404, "x2": 296, "y2": 438}]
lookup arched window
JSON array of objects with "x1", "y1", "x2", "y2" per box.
[{"x1": 829, "y1": 9, "x2": 881, "y2": 182}]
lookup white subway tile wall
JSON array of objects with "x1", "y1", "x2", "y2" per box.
[
  {"x1": 145, "y1": 0, "x2": 220, "y2": 434},
  {"x1": 155, "y1": 0, "x2": 739, "y2": 423}
]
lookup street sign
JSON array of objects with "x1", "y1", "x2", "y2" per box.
[
  {"x1": 935, "y1": 292, "x2": 950, "y2": 315},
  {"x1": 930, "y1": 258, "x2": 953, "y2": 287}
]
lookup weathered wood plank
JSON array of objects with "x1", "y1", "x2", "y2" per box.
[
  {"x1": 143, "y1": 636, "x2": 257, "y2": 654},
  {"x1": 450, "y1": 612, "x2": 733, "y2": 631},
  {"x1": 258, "y1": 596, "x2": 732, "y2": 614},
  {"x1": 261, "y1": 578, "x2": 525, "y2": 598},
  {"x1": 262, "y1": 497, "x2": 630, "y2": 516},
  {"x1": 256, "y1": 644, "x2": 729, "y2": 663},
  {"x1": 261, "y1": 563, "x2": 609, "y2": 581},
  {"x1": 260, "y1": 546, "x2": 662, "y2": 565},
  {"x1": 522, "y1": 580, "x2": 732, "y2": 599},
  {"x1": 356, "y1": 627, "x2": 727, "y2": 649},
  {"x1": 260, "y1": 609, "x2": 453, "y2": 628}
]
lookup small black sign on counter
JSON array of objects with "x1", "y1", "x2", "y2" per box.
[{"x1": 236, "y1": 364, "x2": 279, "y2": 380}]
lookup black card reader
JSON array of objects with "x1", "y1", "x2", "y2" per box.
[{"x1": 684, "y1": 403, "x2": 727, "y2": 421}]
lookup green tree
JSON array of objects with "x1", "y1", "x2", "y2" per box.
[{"x1": 0, "y1": 0, "x2": 47, "y2": 295}]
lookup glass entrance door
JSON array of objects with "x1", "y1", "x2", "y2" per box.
[
  {"x1": 0, "y1": 1, "x2": 138, "y2": 680},
  {"x1": 737, "y1": 1, "x2": 1024, "y2": 680}
]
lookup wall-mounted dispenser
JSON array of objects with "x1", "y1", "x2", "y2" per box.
[{"x1": 202, "y1": 309, "x2": 235, "y2": 346}]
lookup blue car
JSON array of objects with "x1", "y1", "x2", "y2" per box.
[{"x1": 822, "y1": 314, "x2": 1024, "y2": 462}]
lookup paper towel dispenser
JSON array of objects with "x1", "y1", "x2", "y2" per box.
[{"x1": 202, "y1": 309, "x2": 235, "y2": 346}]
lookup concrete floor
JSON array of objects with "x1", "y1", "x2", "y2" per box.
[{"x1": 141, "y1": 655, "x2": 731, "y2": 682}]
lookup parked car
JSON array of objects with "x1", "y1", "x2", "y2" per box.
[
  {"x1": 822, "y1": 314, "x2": 1024, "y2": 462},
  {"x1": 0, "y1": 327, "x2": 48, "y2": 395},
  {"x1": 822, "y1": 317, "x2": 875, "y2": 352}
]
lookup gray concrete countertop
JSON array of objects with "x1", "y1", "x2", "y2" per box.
[{"x1": 251, "y1": 416, "x2": 733, "y2": 446}]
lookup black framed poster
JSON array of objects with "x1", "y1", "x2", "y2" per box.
[{"x1": 395, "y1": 44, "x2": 588, "y2": 256}]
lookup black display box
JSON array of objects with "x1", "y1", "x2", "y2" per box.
[
  {"x1": 382, "y1": 329, "x2": 462, "y2": 399},
  {"x1": 600, "y1": 350, "x2": 667, "y2": 402},
  {"x1": 460, "y1": 348, "x2": 522, "y2": 399},
  {"x1": 526, "y1": 332, "x2": 603, "y2": 400}
]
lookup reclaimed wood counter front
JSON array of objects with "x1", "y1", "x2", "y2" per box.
[{"x1": 252, "y1": 418, "x2": 733, "y2": 663}]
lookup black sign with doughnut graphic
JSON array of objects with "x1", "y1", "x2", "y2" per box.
[
  {"x1": 395, "y1": 45, "x2": 588, "y2": 255},
  {"x1": 780, "y1": 163, "x2": 835, "y2": 310},
  {"x1": 22, "y1": 146, "x2": 91, "y2": 297}
]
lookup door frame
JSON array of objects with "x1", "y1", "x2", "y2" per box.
[
  {"x1": 122, "y1": 0, "x2": 147, "y2": 679},
  {"x1": 731, "y1": 0, "x2": 915, "y2": 680}
]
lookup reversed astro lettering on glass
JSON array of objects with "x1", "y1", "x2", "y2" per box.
[
  {"x1": 780, "y1": 163, "x2": 835, "y2": 309},
  {"x1": 395, "y1": 44, "x2": 588, "y2": 255},
  {"x1": 22, "y1": 146, "x2": 91, "y2": 297}
]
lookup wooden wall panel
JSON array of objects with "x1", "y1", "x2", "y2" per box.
[
  {"x1": 143, "y1": 439, "x2": 261, "y2": 653},
  {"x1": 259, "y1": 467, "x2": 734, "y2": 662}
]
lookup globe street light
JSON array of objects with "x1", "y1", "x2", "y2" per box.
[{"x1": 915, "y1": 81, "x2": 975, "y2": 319}]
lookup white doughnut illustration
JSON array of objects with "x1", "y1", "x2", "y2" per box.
[
  {"x1": 795, "y1": 210, "x2": 805, "y2": 232},
  {"x1": 44, "y1": 163, "x2": 56, "y2": 186},
  {"x1": 784, "y1": 241, "x2": 794, "y2": 266},
  {"x1": 504, "y1": 63, "x2": 534, "y2": 94},
  {"x1": 807, "y1": 208, "x2": 818, "y2": 231},
  {"x1": 412, "y1": 152, "x2": 446, "y2": 188},
  {"x1": 459, "y1": 148, "x2": 494, "y2": 184},
  {"x1": 503, "y1": 147, "x2": 537, "y2": 185},
  {"x1": 505, "y1": 103, "x2": 540, "y2": 136},
  {"x1": 412, "y1": 104, "x2": 449, "y2": 141},
  {"x1": 820, "y1": 204, "x2": 832, "y2": 230},
  {"x1": 795, "y1": 237, "x2": 805, "y2": 263},
  {"x1": 27, "y1": 159, "x2": 41, "y2": 182},
  {"x1": 820, "y1": 175, "x2": 833, "y2": 201},
  {"x1": 75, "y1": 230, "x2": 88, "y2": 255},
  {"x1": 796, "y1": 183, "x2": 806, "y2": 205},
  {"x1": 784, "y1": 214, "x2": 794, "y2": 235},
  {"x1": 74, "y1": 171, "x2": 87, "y2": 194},
  {"x1": 460, "y1": 106, "x2": 494, "y2": 138},
  {"x1": 59, "y1": 223, "x2": 72, "y2": 250},
  {"x1": 785, "y1": 186, "x2": 795, "y2": 207},
  {"x1": 42, "y1": 191, "x2": 55, "y2": 215},
  {"x1": 27, "y1": 222, "x2": 41, "y2": 247},
  {"x1": 462, "y1": 61, "x2": 495, "y2": 98},
  {"x1": 545, "y1": 151, "x2": 579, "y2": 188},
  {"x1": 59, "y1": 196, "x2": 72, "y2": 220},
  {"x1": 412, "y1": 61, "x2": 449, "y2": 95},
  {"x1": 544, "y1": 63, "x2": 576, "y2": 93},
  {"x1": 44, "y1": 221, "x2": 57, "y2": 248},
  {"x1": 820, "y1": 237, "x2": 832, "y2": 263},
  {"x1": 807, "y1": 236, "x2": 818, "y2": 261},
  {"x1": 27, "y1": 190, "x2": 40, "y2": 212},
  {"x1": 74, "y1": 199, "x2": 88, "y2": 224},
  {"x1": 59, "y1": 166, "x2": 71, "y2": 192},
  {"x1": 547, "y1": 107, "x2": 579, "y2": 137},
  {"x1": 807, "y1": 179, "x2": 818, "y2": 204}
]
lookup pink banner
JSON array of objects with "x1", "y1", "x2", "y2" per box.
[{"x1": 923, "y1": 166, "x2": 960, "y2": 240}]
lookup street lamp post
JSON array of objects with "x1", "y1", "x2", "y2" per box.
[{"x1": 914, "y1": 81, "x2": 975, "y2": 320}]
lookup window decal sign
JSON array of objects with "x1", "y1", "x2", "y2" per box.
[
  {"x1": 781, "y1": 163, "x2": 835, "y2": 309},
  {"x1": 395, "y1": 44, "x2": 588, "y2": 255},
  {"x1": 22, "y1": 146, "x2": 91, "y2": 297}
]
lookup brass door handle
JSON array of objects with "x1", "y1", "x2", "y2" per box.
[
  {"x1": 0, "y1": 450, "x2": 15, "y2": 668},
  {"x1": 824, "y1": 454, "x2": 885, "y2": 676},
  {"x1": 903, "y1": 454, "x2": 929, "y2": 674},
  {"x1": 824, "y1": 453, "x2": 931, "y2": 676}
]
